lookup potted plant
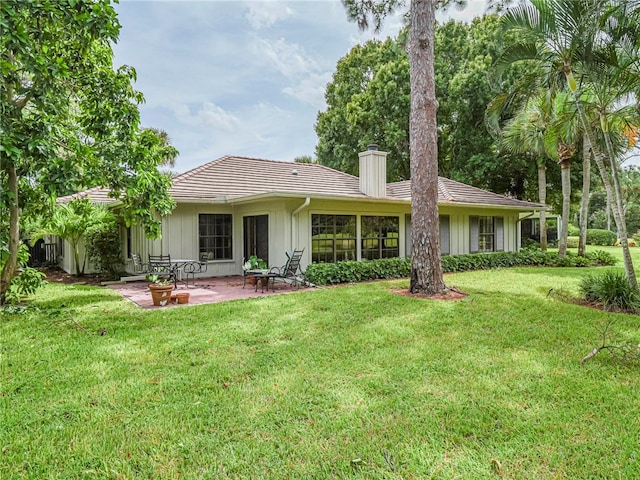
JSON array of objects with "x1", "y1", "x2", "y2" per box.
[
  {"x1": 243, "y1": 255, "x2": 267, "y2": 286},
  {"x1": 147, "y1": 274, "x2": 174, "y2": 306}
]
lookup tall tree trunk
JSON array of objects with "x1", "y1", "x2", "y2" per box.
[
  {"x1": 578, "y1": 136, "x2": 591, "y2": 256},
  {"x1": 602, "y1": 119, "x2": 638, "y2": 290},
  {"x1": 408, "y1": 0, "x2": 445, "y2": 295},
  {"x1": 565, "y1": 71, "x2": 637, "y2": 289},
  {"x1": 0, "y1": 164, "x2": 20, "y2": 304},
  {"x1": 558, "y1": 160, "x2": 571, "y2": 258},
  {"x1": 537, "y1": 159, "x2": 547, "y2": 251}
]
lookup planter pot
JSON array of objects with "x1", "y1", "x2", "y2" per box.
[
  {"x1": 175, "y1": 292, "x2": 190, "y2": 304},
  {"x1": 149, "y1": 284, "x2": 174, "y2": 306}
]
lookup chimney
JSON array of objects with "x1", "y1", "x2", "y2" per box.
[{"x1": 359, "y1": 144, "x2": 387, "y2": 197}]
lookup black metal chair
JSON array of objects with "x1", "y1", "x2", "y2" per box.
[
  {"x1": 268, "y1": 248, "x2": 306, "y2": 290},
  {"x1": 148, "y1": 254, "x2": 177, "y2": 287},
  {"x1": 131, "y1": 253, "x2": 149, "y2": 275},
  {"x1": 183, "y1": 253, "x2": 209, "y2": 288}
]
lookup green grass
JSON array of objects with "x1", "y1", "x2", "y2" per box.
[{"x1": 2, "y1": 262, "x2": 640, "y2": 479}]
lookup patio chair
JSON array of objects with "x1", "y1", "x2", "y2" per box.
[
  {"x1": 148, "y1": 254, "x2": 177, "y2": 287},
  {"x1": 268, "y1": 248, "x2": 306, "y2": 290},
  {"x1": 131, "y1": 253, "x2": 149, "y2": 275},
  {"x1": 183, "y1": 253, "x2": 209, "y2": 288}
]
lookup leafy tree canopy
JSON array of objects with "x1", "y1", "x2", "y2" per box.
[
  {"x1": 315, "y1": 14, "x2": 544, "y2": 198},
  {"x1": 0, "y1": 0, "x2": 177, "y2": 298}
]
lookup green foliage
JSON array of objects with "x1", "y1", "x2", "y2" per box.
[
  {"x1": 4, "y1": 267, "x2": 47, "y2": 305},
  {"x1": 145, "y1": 274, "x2": 173, "y2": 286},
  {"x1": 243, "y1": 255, "x2": 267, "y2": 270},
  {"x1": 86, "y1": 217, "x2": 124, "y2": 280},
  {"x1": 567, "y1": 236, "x2": 579, "y2": 248},
  {"x1": 305, "y1": 249, "x2": 617, "y2": 285},
  {"x1": 580, "y1": 270, "x2": 640, "y2": 313},
  {"x1": 1, "y1": 0, "x2": 177, "y2": 298},
  {"x1": 315, "y1": 16, "x2": 539, "y2": 196},
  {"x1": 586, "y1": 229, "x2": 617, "y2": 246},
  {"x1": 30, "y1": 199, "x2": 110, "y2": 276},
  {"x1": 567, "y1": 224, "x2": 580, "y2": 236}
]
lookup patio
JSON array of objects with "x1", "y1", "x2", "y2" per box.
[{"x1": 107, "y1": 275, "x2": 301, "y2": 308}]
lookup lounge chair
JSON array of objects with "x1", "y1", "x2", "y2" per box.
[{"x1": 268, "y1": 248, "x2": 306, "y2": 290}]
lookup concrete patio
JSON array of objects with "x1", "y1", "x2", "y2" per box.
[{"x1": 107, "y1": 275, "x2": 301, "y2": 309}]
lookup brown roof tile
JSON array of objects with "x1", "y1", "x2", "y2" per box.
[{"x1": 60, "y1": 155, "x2": 543, "y2": 210}]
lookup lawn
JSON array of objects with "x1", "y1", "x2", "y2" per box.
[{"x1": 2, "y1": 255, "x2": 640, "y2": 479}]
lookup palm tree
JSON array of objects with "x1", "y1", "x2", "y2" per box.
[
  {"x1": 501, "y1": 93, "x2": 553, "y2": 250},
  {"x1": 497, "y1": 0, "x2": 638, "y2": 289},
  {"x1": 30, "y1": 199, "x2": 111, "y2": 276}
]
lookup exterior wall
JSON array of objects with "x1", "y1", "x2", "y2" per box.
[{"x1": 111, "y1": 198, "x2": 529, "y2": 279}]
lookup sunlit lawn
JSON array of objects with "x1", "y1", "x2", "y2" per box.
[{"x1": 1, "y1": 255, "x2": 639, "y2": 479}]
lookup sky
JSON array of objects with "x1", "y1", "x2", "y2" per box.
[
  {"x1": 112, "y1": 1, "x2": 637, "y2": 173},
  {"x1": 112, "y1": 0, "x2": 491, "y2": 173}
]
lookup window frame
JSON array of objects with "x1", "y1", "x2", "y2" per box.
[
  {"x1": 198, "y1": 213, "x2": 233, "y2": 260},
  {"x1": 360, "y1": 215, "x2": 400, "y2": 260},
  {"x1": 311, "y1": 214, "x2": 356, "y2": 263}
]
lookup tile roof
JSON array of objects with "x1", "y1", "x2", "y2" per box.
[{"x1": 59, "y1": 155, "x2": 543, "y2": 210}]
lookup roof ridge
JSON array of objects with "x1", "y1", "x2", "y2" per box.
[
  {"x1": 173, "y1": 155, "x2": 359, "y2": 181},
  {"x1": 437, "y1": 176, "x2": 454, "y2": 200}
]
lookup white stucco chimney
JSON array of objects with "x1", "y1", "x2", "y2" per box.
[{"x1": 359, "y1": 144, "x2": 387, "y2": 197}]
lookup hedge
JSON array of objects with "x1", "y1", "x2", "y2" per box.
[
  {"x1": 586, "y1": 229, "x2": 617, "y2": 246},
  {"x1": 304, "y1": 249, "x2": 617, "y2": 286}
]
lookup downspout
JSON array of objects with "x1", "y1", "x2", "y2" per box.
[{"x1": 291, "y1": 197, "x2": 310, "y2": 249}]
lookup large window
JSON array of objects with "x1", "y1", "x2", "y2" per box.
[
  {"x1": 470, "y1": 216, "x2": 504, "y2": 253},
  {"x1": 361, "y1": 216, "x2": 399, "y2": 260},
  {"x1": 199, "y1": 214, "x2": 232, "y2": 260},
  {"x1": 312, "y1": 214, "x2": 356, "y2": 263}
]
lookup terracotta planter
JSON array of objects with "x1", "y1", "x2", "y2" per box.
[
  {"x1": 149, "y1": 284, "x2": 174, "y2": 306},
  {"x1": 175, "y1": 292, "x2": 190, "y2": 304}
]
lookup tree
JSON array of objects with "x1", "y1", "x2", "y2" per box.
[
  {"x1": 497, "y1": 0, "x2": 638, "y2": 290},
  {"x1": 31, "y1": 200, "x2": 111, "y2": 276},
  {"x1": 500, "y1": 93, "x2": 554, "y2": 250},
  {"x1": 0, "y1": 0, "x2": 177, "y2": 301},
  {"x1": 341, "y1": 0, "x2": 447, "y2": 294},
  {"x1": 316, "y1": 38, "x2": 409, "y2": 179}
]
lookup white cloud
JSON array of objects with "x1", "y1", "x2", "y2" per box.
[
  {"x1": 244, "y1": 0, "x2": 293, "y2": 30},
  {"x1": 253, "y1": 37, "x2": 319, "y2": 79},
  {"x1": 172, "y1": 102, "x2": 241, "y2": 132},
  {"x1": 283, "y1": 71, "x2": 332, "y2": 109}
]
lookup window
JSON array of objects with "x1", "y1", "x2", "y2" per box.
[
  {"x1": 440, "y1": 215, "x2": 450, "y2": 255},
  {"x1": 311, "y1": 214, "x2": 356, "y2": 263},
  {"x1": 470, "y1": 216, "x2": 504, "y2": 253},
  {"x1": 361, "y1": 216, "x2": 400, "y2": 260},
  {"x1": 199, "y1": 214, "x2": 232, "y2": 260}
]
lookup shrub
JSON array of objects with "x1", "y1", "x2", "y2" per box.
[
  {"x1": 304, "y1": 249, "x2": 617, "y2": 286},
  {"x1": 4, "y1": 267, "x2": 47, "y2": 305},
  {"x1": 586, "y1": 229, "x2": 617, "y2": 246},
  {"x1": 567, "y1": 224, "x2": 580, "y2": 236},
  {"x1": 579, "y1": 270, "x2": 640, "y2": 313},
  {"x1": 586, "y1": 250, "x2": 617, "y2": 266},
  {"x1": 566, "y1": 236, "x2": 579, "y2": 248},
  {"x1": 86, "y1": 219, "x2": 124, "y2": 280}
]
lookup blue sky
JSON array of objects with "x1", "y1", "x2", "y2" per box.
[
  {"x1": 112, "y1": 0, "x2": 490, "y2": 173},
  {"x1": 114, "y1": 0, "x2": 640, "y2": 174}
]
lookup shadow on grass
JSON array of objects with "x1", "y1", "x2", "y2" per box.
[{"x1": 33, "y1": 285, "x2": 124, "y2": 311}]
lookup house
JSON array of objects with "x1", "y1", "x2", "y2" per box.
[{"x1": 56, "y1": 147, "x2": 544, "y2": 277}]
